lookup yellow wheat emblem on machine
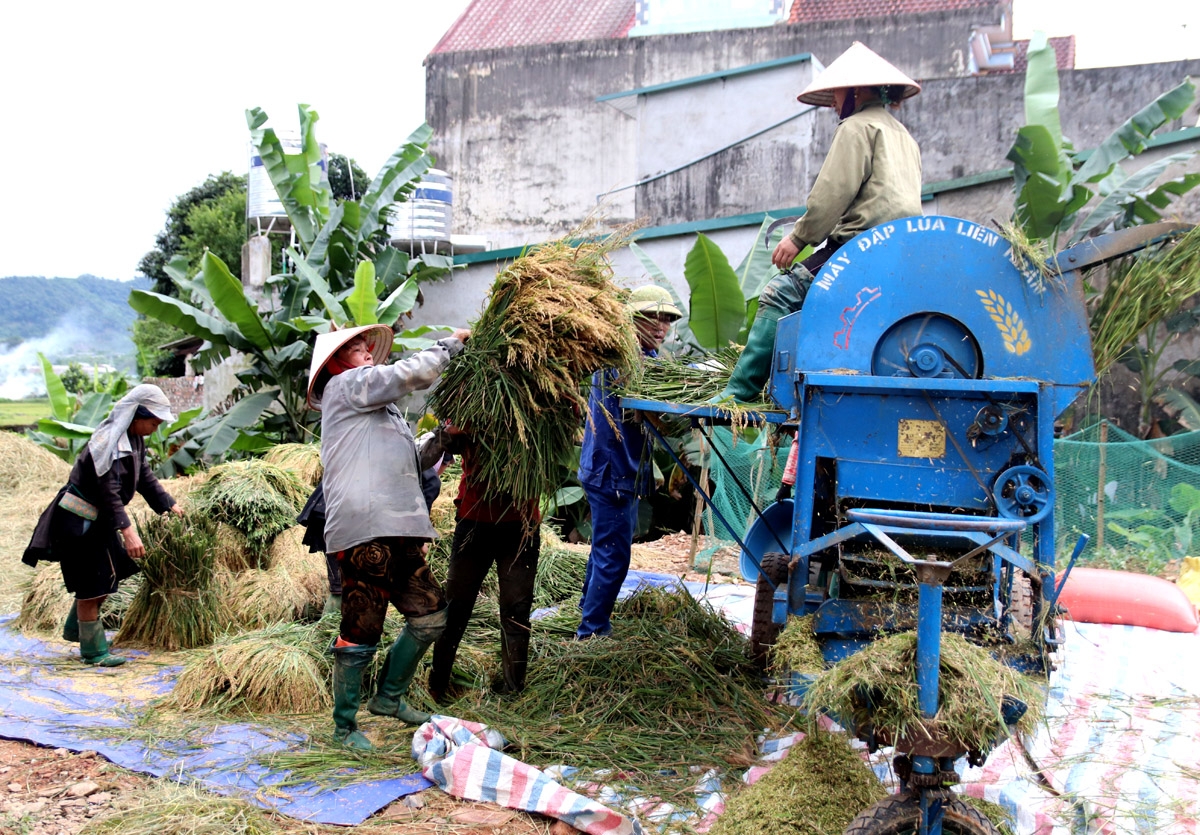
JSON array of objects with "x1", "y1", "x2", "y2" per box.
[{"x1": 977, "y1": 290, "x2": 1032, "y2": 355}]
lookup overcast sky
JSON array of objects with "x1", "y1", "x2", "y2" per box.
[{"x1": 1, "y1": 0, "x2": 1197, "y2": 281}]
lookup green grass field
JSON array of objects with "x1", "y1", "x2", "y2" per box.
[{"x1": 0, "y1": 398, "x2": 49, "y2": 429}]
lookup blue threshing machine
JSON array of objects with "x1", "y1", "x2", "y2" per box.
[{"x1": 620, "y1": 215, "x2": 1187, "y2": 834}]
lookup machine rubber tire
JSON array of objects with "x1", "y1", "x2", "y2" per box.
[
  {"x1": 750, "y1": 551, "x2": 788, "y2": 667},
  {"x1": 843, "y1": 795, "x2": 1001, "y2": 835},
  {"x1": 1009, "y1": 573, "x2": 1034, "y2": 640}
]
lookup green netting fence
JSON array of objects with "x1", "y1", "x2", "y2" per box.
[{"x1": 700, "y1": 421, "x2": 1200, "y2": 574}]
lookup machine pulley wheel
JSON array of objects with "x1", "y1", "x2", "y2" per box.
[
  {"x1": 750, "y1": 551, "x2": 789, "y2": 668},
  {"x1": 844, "y1": 795, "x2": 1000, "y2": 835},
  {"x1": 992, "y1": 465, "x2": 1054, "y2": 523},
  {"x1": 872, "y1": 313, "x2": 982, "y2": 379}
]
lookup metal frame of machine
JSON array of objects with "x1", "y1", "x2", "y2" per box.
[{"x1": 620, "y1": 216, "x2": 1189, "y2": 835}]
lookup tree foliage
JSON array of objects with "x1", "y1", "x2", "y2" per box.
[
  {"x1": 138, "y1": 172, "x2": 248, "y2": 296},
  {"x1": 328, "y1": 153, "x2": 370, "y2": 202}
]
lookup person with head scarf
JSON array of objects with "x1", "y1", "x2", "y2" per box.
[
  {"x1": 575, "y1": 285, "x2": 682, "y2": 640},
  {"x1": 23, "y1": 384, "x2": 182, "y2": 666},
  {"x1": 307, "y1": 322, "x2": 469, "y2": 750},
  {"x1": 720, "y1": 42, "x2": 923, "y2": 402}
]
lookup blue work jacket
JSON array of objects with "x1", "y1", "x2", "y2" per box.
[{"x1": 578, "y1": 352, "x2": 656, "y2": 497}]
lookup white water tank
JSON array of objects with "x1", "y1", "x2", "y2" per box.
[
  {"x1": 388, "y1": 169, "x2": 453, "y2": 247},
  {"x1": 247, "y1": 134, "x2": 329, "y2": 220}
]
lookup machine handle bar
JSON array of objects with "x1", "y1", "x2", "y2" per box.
[{"x1": 846, "y1": 508, "x2": 1027, "y2": 533}]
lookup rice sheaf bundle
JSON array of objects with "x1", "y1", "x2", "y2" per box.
[
  {"x1": 1090, "y1": 224, "x2": 1200, "y2": 375},
  {"x1": 261, "y1": 442, "x2": 323, "y2": 487},
  {"x1": 188, "y1": 460, "x2": 310, "y2": 566},
  {"x1": 801, "y1": 631, "x2": 1044, "y2": 754},
  {"x1": 116, "y1": 513, "x2": 223, "y2": 651},
  {"x1": 428, "y1": 232, "x2": 640, "y2": 512}
]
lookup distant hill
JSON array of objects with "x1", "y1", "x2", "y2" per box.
[{"x1": 0, "y1": 275, "x2": 151, "y2": 355}]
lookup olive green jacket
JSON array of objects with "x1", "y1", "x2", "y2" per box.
[{"x1": 789, "y1": 101, "x2": 922, "y2": 249}]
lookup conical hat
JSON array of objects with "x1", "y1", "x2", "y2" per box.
[
  {"x1": 798, "y1": 42, "x2": 921, "y2": 107},
  {"x1": 306, "y1": 323, "x2": 394, "y2": 410}
]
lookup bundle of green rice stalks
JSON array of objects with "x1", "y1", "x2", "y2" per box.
[
  {"x1": 188, "y1": 460, "x2": 310, "y2": 566},
  {"x1": 428, "y1": 230, "x2": 640, "y2": 512},
  {"x1": 1091, "y1": 224, "x2": 1200, "y2": 375},
  {"x1": 768, "y1": 614, "x2": 825, "y2": 678},
  {"x1": 801, "y1": 631, "x2": 1044, "y2": 754},
  {"x1": 261, "y1": 442, "x2": 323, "y2": 487},
  {"x1": 464, "y1": 585, "x2": 787, "y2": 774},
  {"x1": 81, "y1": 779, "x2": 280, "y2": 835},
  {"x1": 15, "y1": 562, "x2": 73, "y2": 633},
  {"x1": 0, "y1": 431, "x2": 69, "y2": 493},
  {"x1": 708, "y1": 727, "x2": 887, "y2": 835},
  {"x1": 532, "y1": 532, "x2": 589, "y2": 608},
  {"x1": 170, "y1": 620, "x2": 333, "y2": 715},
  {"x1": 116, "y1": 513, "x2": 224, "y2": 651}
]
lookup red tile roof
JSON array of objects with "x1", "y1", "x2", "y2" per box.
[
  {"x1": 431, "y1": 0, "x2": 635, "y2": 54},
  {"x1": 788, "y1": 0, "x2": 995, "y2": 24},
  {"x1": 1009, "y1": 36, "x2": 1076, "y2": 73}
]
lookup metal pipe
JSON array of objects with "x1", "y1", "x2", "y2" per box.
[{"x1": 916, "y1": 581, "x2": 944, "y2": 718}]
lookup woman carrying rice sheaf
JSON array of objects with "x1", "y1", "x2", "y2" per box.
[
  {"x1": 23, "y1": 384, "x2": 183, "y2": 666},
  {"x1": 307, "y1": 322, "x2": 469, "y2": 750}
]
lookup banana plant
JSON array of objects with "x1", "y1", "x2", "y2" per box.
[
  {"x1": 1008, "y1": 32, "x2": 1198, "y2": 249},
  {"x1": 130, "y1": 105, "x2": 457, "y2": 455}
]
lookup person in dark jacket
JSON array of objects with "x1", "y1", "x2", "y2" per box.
[
  {"x1": 575, "y1": 285, "x2": 681, "y2": 640},
  {"x1": 428, "y1": 424, "x2": 541, "y2": 702},
  {"x1": 23, "y1": 384, "x2": 182, "y2": 666}
]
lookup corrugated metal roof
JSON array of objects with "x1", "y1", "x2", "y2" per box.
[
  {"x1": 430, "y1": 0, "x2": 635, "y2": 54},
  {"x1": 787, "y1": 0, "x2": 996, "y2": 24}
]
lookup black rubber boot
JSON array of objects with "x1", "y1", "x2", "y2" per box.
[
  {"x1": 78, "y1": 620, "x2": 124, "y2": 667},
  {"x1": 332, "y1": 643, "x2": 376, "y2": 750},
  {"x1": 368, "y1": 610, "x2": 446, "y2": 725}
]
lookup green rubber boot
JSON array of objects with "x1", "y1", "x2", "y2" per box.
[
  {"x1": 719, "y1": 307, "x2": 784, "y2": 403},
  {"x1": 78, "y1": 620, "x2": 124, "y2": 667},
  {"x1": 368, "y1": 611, "x2": 445, "y2": 725},
  {"x1": 62, "y1": 600, "x2": 79, "y2": 643},
  {"x1": 332, "y1": 643, "x2": 376, "y2": 750},
  {"x1": 322, "y1": 594, "x2": 342, "y2": 616}
]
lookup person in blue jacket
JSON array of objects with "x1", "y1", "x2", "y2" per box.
[{"x1": 576, "y1": 285, "x2": 682, "y2": 640}]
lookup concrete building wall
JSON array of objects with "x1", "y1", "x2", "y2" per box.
[{"x1": 425, "y1": 9, "x2": 999, "y2": 248}]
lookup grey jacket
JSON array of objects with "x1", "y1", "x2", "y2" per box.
[{"x1": 318, "y1": 338, "x2": 464, "y2": 552}]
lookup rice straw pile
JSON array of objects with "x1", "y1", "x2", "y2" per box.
[
  {"x1": 428, "y1": 231, "x2": 640, "y2": 512},
  {"x1": 116, "y1": 513, "x2": 224, "y2": 651},
  {"x1": 801, "y1": 631, "x2": 1044, "y2": 754},
  {"x1": 708, "y1": 727, "x2": 887, "y2": 835},
  {"x1": 463, "y1": 586, "x2": 787, "y2": 774},
  {"x1": 1090, "y1": 224, "x2": 1200, "y2": 375},
  {"x1": 15, "y1": 562, "x2": 73, "y2": 633},
  {"x1": 188, "y1": 460, "x2": 310, "y2": 566},
  {"x1": 223, "y1": 528, "x2": 327, "y2": 629},
  {"x1": 768, "y1": 614, "x2": 825, "y2": 677},
  {"x1": 170, "y1": 619, "x2": 334, "y2": 715},
  {"x1": 0, "y1": 431, "x2": 69, "y2": 493},
  {"x1": 261, "y1": 442, "x2": 323, "y2": 487}
]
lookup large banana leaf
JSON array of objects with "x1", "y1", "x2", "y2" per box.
[
  {"x1": 1073, "y1": 80, "x2": 1196, "y2": 185},
  {"x1": 128, "y1": 290, "x2": 249, "y2": 351},
  {"x1": 1007, "y1": 126, "x2": 1090, "y2": 241},
  {"x1": 287, "y1": 249, "x2": 348, "y2": 326},
  {"x1": 74, "y1": 392, "x2": 114, "y2": 428},
  {"x1": 202, "y1": 252, "x2": 275, "y2": 351},
  {"x1": 246, "y1": 105, "x2": 331, "y2": 249},
  {"x1": 735, "y1": 217, "x2": 786, "y2": 306},
  {"x1": 684, "y1": 234, "x2": 745, "y2": 350},
  {"x1": 374, "y1": 247, "x2": 412, "y2": 293},
  {"x1": 346, "y1": 262, "x2": 379, "y2": 325},
  {"x1": 376, "y1": 278, "x2": 419, "y2": 327},
  {"x1": 36, "y1": 419, "x2": 95, "y2": 440},
  {"x1": 359, "y1": 125, "x2": 434, "y2": 242},
  {"x1": 37, "y1": 353, "x2": 71, "y2": 421},
  {"x1": 200, "y1": 389, "x2": 280, "y2": 458},
  {"x1": 1022, "y1": 32, "x2": 1066, "y2": 151},
  {"x1": 1071, "y1": 153, "x2": 1200, "y2": 242}
]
